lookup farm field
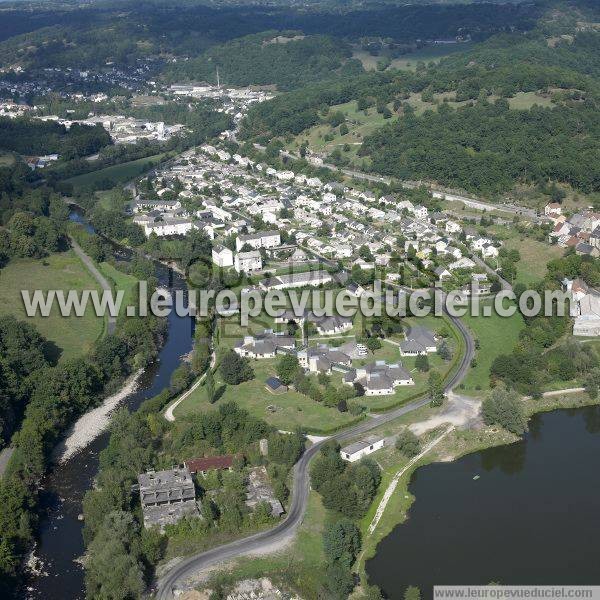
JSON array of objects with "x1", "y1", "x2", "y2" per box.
[{"x1": 65, "y1": 152, "x2": 170, "y2": 190}]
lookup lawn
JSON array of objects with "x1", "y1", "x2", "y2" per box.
[
  {"x1": 0, "y1": 250, "x2": 105, "y2": 362},
  {"x1": 174, "y1": 357, "x2": 360, "y2": 433},
  {"x1": 65, "y1": 152, "x2": 170, "y2": 190},
  {"x1": 179, "y1": 313, "x2": 462, "y2": 428},
  {"x1": 508, "y1": 91, "x2": 554, "y2": 110},
  {"x1": 503, "y1": 236, "x2": 564, "y2": 286},
  {"x1": 459, "y1": 299, "x2": 525, "y2": 396}
]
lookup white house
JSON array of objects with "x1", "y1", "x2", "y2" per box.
[
  {"x1": 445, "y1": 220, "x2": 462, "y2": 234},
  {"x1": 544, "y1": 203, "x2": 563, "y2": 217},
  {"x1": 481, "y1": 244, "x2": 499, "y2": 258},
  {"x1": 212, "y1": 245, "x2": 234, "y2": 268},
  {"x1": 412, "y1": 205, "x2": 428, "y2": 220},
  {"x1": 234, "y1": 250, "x2": 262, "y2": 273},
  {"x1": 340, "y1": 436, "x2": 385, "y2": 462}
]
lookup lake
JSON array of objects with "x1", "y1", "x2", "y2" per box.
[{"x1": 366, "y1": 406, "x2": 600, "y2": 598}]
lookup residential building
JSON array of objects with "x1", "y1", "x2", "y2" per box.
[
  {"x1": 400, "y1": 326, "x2": 437, "y2": 356},
  {"x1": 259, "y1": 270, "x2": 333, "y2": 290},
  {"x1": 234, "y1": 330, "x2": 296, "y2": 359},
  {"x1": 236, "y1": 230, "x2": 281, "y2": 251},
  {"x1": 234, "y1": 250, "x2": 262, "y2": 273},
  {"x1": 212, "y1": 244, "x2": 234, "y2": 267}
]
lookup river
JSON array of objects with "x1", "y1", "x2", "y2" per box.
[
  {"x1": 26, "y1": 211, "x2": 194, "y2": 599},
  {"x1": 366, "y1": 406, "x2": 600, "y2": 598}
]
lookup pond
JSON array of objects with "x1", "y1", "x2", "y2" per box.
[{"x1": 366, "y1": 406, "x2": 600, "y2": 598}]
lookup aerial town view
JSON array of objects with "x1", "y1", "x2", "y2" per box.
[{"x1": 0, "y1": 0, "x2": 599, "y2": 599}]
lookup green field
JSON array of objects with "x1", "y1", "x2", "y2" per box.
[
  {"x1": 0, "y1": 251, "x2": 105, "y2": 362},
  {"x1": 460, "y1": 299, "x2": 525, "y2": 395},
  {"x1": 507, "y1": 91, "x2": 554, "y2": 110},
  {"x1": 352, "y1": 43, "x2": 474, "y2": 72},
  {"x1": 0, "y1": 152, "x2": 16, "y2": 167},
  {"x1": 65, "y1": 152, "x2": 170, "y2": 190},
  {"x1": 174, "y1": 357, "x2": 359, "y2": 433},
  {"x1": 504, "y1": 236, "x2": 564, "y2": 285},
  {"x1": 286, "y1": 100, "x2": 395, "y2": 166},
  {"x1": 97, "y1": 261, "x2": 139, "y2": 316}
]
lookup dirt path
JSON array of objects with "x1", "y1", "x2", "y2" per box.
[
  {"x1": 164, "y1": 351, "x2": 216, "y2": 422},
  {"x1": 367, "y1": 425, "x2": 455, "y2": 535},
  {"x1": 69, "y1": 237, "x2": 117, "y2": 335}
]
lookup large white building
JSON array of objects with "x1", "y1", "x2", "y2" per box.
[
  {"x1": 144, "y1": 219, "x2": 197, "y2": 237},
  {"x1": 236, "y1": 231, "x2": 281, "y2": 251},
  {"x1": 259, "y1": 270, "x2": 333, "y2": 290}
]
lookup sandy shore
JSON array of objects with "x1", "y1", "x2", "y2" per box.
[{"x1": 53, "y1": 369, "x2": 144, "y2": 464}]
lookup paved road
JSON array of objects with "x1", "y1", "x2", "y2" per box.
[
  {"x1": 470, "y1": 254, "x2": 513, "y2": 292},
  {"x1": 155, "y1": 310, "x2": 475, "y2": 599},
  {"x1": 69, "y1": 237, "x2": 117, "y2": 335}
]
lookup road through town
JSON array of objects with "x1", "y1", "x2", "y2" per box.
[{"x1": 155, "y1": 310, "x2": 475, "y2": 599}]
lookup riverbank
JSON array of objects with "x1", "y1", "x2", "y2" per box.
[
  {"x1": 356, "y1": 390, "x2": 600, "y2": 583},
  {"x1": 52, "y1": 369, "x2": 144, "y2": 464},
  {"x1": 188, "y1": 390, "x2": 599, "y2": 600}
]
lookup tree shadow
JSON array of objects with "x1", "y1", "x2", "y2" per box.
[{"x1": 43, "y1": 340, "x2": 63, "y2": 366}]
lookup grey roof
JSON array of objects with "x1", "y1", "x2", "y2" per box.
[
  {"x1": 239, "y1": 230, "x2": 280, "y2": 242},
  {"x1": 365, "y1": 373, "x2": 393, "y2": 391},
  {"x1": 138, "y1": 467, "x2": 195, "y2": 507},
  {"x1": 400, "y1": 339, "x2": 426, "y2": 353},
  {"x1": 406, "y1": 325, "x2": 436, "y2": 348},
  {"x1": 341, "y1": 435, "x2": 383, "y2": 456}
]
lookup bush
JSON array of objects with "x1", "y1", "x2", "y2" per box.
[
  {"x1": 482, "y1": 385, "x2": 527, "y2": 435},
  {"x1": 219, "y1": 350, "x2": 254, "y2": 385},
  {"x1": 395, "y1": 429, "x2": 421, "y2": 457}
]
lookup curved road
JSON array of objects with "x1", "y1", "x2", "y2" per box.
[{"x1": 156, "y1": 310, "x2": 475, "y2": 599}]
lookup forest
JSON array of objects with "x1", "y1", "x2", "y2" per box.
[
  {"x1": 0, "y1": 118, "x2": 112, "y2": 159},
  {"x1": 360, "y1": 99, "x2": 600, "y2": 195},
  {"x1": 0, "y1": 1, "x2": 539, "y2": 70},
  {"x1": 164, "y1": 32, "x2": 354, "y2": 91}
]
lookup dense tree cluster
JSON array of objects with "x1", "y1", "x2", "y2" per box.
[
  {"x1": 0, "y1": 1, "x2": 537, "y2": 71},
  {"x1": 310, "y1": 441, "x2": 381, "y2": 519},
  {"x1": 0, "y1": 317, "x2": 51, "y2": 448},
  {"x1": 362, "y1": 100, "x2": 600, "y2": 195},
  {"x1": 482, "y1": 385, "x2": 528, "y2": 435},
  {"x1": 0, "y1": 117, "x2": 111, "y2": 159},
  {"x1": 166, "y1": 32, "x2": 352, "y2": 91}
]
